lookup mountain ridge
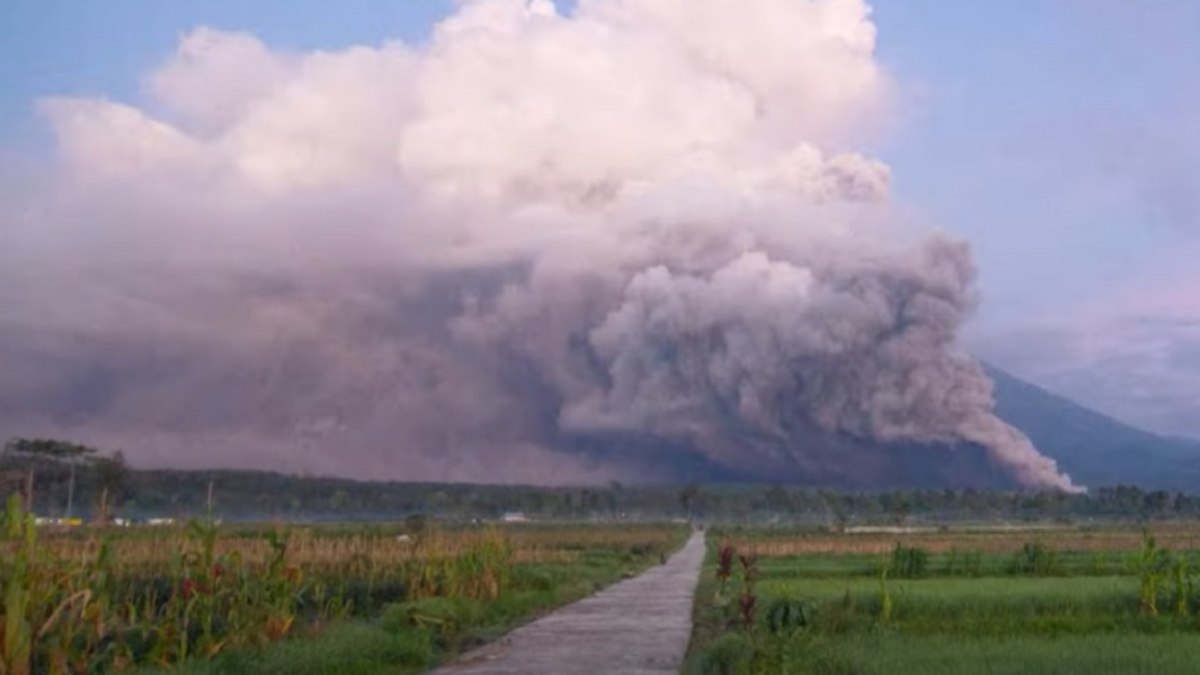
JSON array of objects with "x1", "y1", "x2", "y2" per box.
[{"x1": 986, "y1": 364, "x2": 1200, "y2": 490}]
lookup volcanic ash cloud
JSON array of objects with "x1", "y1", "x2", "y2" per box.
[{"x1": 0, "y1": 0, "x2": 1080, "y2": 491}]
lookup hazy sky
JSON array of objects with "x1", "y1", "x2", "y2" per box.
[{"x1": 2, "y1": 0, "x2": 1197, "y2": 439}]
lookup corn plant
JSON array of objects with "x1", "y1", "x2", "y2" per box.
[
  {"x1": 2, "y1": 495, "x2": 34, "y2": 675},
  {"x1": 1010, "y1": 542, "x2": 1059, "y2": 576},
  {"x1": 1169, "y1": 556, "x2": 1193, "y2": 618},
  {"x1": 889, "y1": 543, "x2": 929, "y2": 578},
  {"x1": 2, "y1": 508, "x2": 675, "y2": 673},
  {"x1": 0, "y1": 495, "x2": 330, "y2": 673},
  {"x1": 1136, "y1": 529, "x2": 1171, "y2": 616},
  {"x1": 877, "y1": 554, "x2": 893, "y2": 623},
  {"x1": 764, "y1": 597, "x2": 813, "y2": 636}
]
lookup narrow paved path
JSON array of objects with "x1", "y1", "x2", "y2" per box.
[{"x1": 433, "y1": 530, "x2": 706, "y2": 675}]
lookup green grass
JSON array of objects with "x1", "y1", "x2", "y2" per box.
[
  {"x1": 149, "y1": 623, "x2": 435, "y2": 675},
  {"x1": 755, "y1": 575, "x2": 1190, "y2": 637},
  {"x1": 802, "y1": 633, "x2": 1200, "y2": 675},
  {"x1": 759, "y1": 575, "x2": 1135, "y2": 607},
  {"x1": 754, "y1": 550, "x2": 1140, "y2": 579},
  {"x1": 686, "y1": 532, "x2": 1200, "y2": 675}
]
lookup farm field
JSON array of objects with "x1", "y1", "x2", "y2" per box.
[
  {"x1": 685, "y1": 523, "x2": 1200, "y2": 675},
  {"x1": 0, "y1": 496, "x2": 687, "y2": 674}
]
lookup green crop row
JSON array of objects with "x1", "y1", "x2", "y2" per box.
[{"x1": 687, "y1": 530, "x2": 1200, "y2": 675}]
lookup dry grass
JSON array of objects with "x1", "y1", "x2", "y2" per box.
[{"x1": 25, "y1": 522, "x2": 680, "y2": 569}]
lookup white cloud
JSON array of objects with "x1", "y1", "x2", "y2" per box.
[
  {"x1": 0, "y1": 0, "x2": 1076, "y2": 489},
  {"x1": 974, "y1": 257, "x2": 1200, "y2": 440}
]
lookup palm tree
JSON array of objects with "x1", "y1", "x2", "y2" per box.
[{"x1": 4, "y1": 438, "x2": 98, "y2": 518}]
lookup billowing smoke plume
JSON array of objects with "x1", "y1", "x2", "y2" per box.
[{"x1": 0, "y1": 0, "x2": 1080, "y2": 490}]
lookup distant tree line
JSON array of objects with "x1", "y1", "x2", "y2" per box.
[
  {"x1": 1, "y1": 438, "x2": 131, "y2": 519},
  {"x1": 4, "y1": 437, "x2": 1200, "y2": 523}
]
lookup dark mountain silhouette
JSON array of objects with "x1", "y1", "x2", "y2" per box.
[{"x1": 985, "y1": 364, "x2": 1200, "y2": 490}]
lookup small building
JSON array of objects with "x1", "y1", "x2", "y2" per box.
[{"x1": 33, "y1": 517, "x2": 82, "y2": 527}]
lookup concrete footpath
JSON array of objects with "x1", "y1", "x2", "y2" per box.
[{"x1": 432, "y1": 530, "x2": 707, "y2": 675}]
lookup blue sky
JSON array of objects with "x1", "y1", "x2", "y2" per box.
[
  {"x1": 2, "y1": 0, "x2": 1198, "y2": 436},
  {"x1": 0, "y1": 1, "x2": 453, "y2": 150},
  {"x1": 871, "y1": 0, "x2": 1199, "y2": 325}
]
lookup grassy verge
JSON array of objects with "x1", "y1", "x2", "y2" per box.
[{"x1": 682, "y1": 536, "x2": 725, "y2": 675}]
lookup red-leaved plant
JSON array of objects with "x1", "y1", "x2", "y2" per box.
[
  {"x1": 716, "y1": 542, "x2": 735, "y2": 595},
  {"x1": 738, "y1": 552, "x2": 759, "y2": 630}
]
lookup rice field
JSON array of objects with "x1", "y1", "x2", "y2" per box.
[{"x1": 685, "y1": 523, "x2": 1200, "y2": 675}]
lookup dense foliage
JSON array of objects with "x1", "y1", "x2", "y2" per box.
[{"x1": 6, "y1": 438, "x2": 1200, "y2": 524}]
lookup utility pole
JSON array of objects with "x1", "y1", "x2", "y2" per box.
[
  {"x1": 25, "y1": 467, "x2": 35, "y2": 514},
  {"x1": 66, "y1": 459, "x2": 76, "y2": 519},
  {"x1": 99, "y1": 486, "x2": 109, "y2": 526}
]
